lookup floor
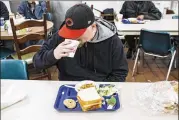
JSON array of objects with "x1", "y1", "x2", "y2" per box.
[{"x1": 29, "y1": 49, "x2": 179, "y2": 82}]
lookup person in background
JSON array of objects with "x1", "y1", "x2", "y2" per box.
[
  {"x1": 17, "y1": 1, "x2": 49, "y2": 48},
  {"x1": 0, "y1": 1, "x2": 9, "y2": 20},
  {"x1": 33, "y1": 4, "x2": 128, "y2": 82},
  {"x1": 0, "y1": 1, "x2": 14, "y2": 51},
  {"x1": 50, "y1": 1, "x2": 82, "y2": 33},
  {"x1": 120, "y1": 1, "x2": 162, "y2": 59},
  {"x1": 17, "y1": 1, "x2": 47, "y2": 20}
]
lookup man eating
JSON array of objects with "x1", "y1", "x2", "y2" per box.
[{"x1": 33, "y1": 4, "x2": 128, "y2": 82}]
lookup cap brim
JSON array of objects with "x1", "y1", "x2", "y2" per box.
[{"x1": 58, "y1": 24, "x2": 86, "y2": 39}]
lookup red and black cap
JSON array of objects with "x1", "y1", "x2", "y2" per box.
[{"x1": 58, "y1": 4, "x2": 95, "y2": 39}]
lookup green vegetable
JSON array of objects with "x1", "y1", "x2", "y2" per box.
[
  {"x1": 98, "y1": 85, "x2": 117, "y2": 96},
  {"x1": 106, "y1": 96, "x2": 116, "y2": 106}
]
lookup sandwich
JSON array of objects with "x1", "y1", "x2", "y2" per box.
[{"x1": 77, "y1": 87, "x2": 102, "y2": 112}]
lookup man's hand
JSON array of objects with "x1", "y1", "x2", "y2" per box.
[
  {"x1": 53, "y1": 40, "x2": 73, "y2": 59},
  {"x1": 137, "y1": 15, "x2": 144, "y2": 20}
]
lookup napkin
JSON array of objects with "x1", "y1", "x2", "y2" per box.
[{"x1": 1, "y1": 84, "x2": 27, "y2": 110}]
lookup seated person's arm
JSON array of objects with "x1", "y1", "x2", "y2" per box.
[
  {"x1": 120, "y1": 2, "x2": 137, "y2": 18},
  {"x1": 38, "y1": 1, "x2": 53, "y2": 21},
  {"x1": 33, "y1": 32, "x2": 73, "y2": 70},
  {"x1": 0, "y1": 1, "x2": 9, "y2": 20},
  {"x1": 33, "y1": 32, "x2": 60, "y2": 69},
  {"x1": 106, "y1": 36, "x2": 128, "y2": 82},
  {"x1": 140, "y1": 2, "x2": 162, "y2": 20},
  {"x1": 39, "y1": 1, "x2": 47, "y2": 12},
  {"x1": 34, "y1": 1, "x2": 48, "y2": 20},
  {"x1": 17, "y1": 2, "x2": 25, "y2": 16}
]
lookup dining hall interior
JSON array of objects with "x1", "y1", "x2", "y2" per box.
[{"x1": 0, "y1": 1, "x2": 178, "y2": 120}]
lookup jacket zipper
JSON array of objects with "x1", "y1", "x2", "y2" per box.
[{"x1": 85, "y1": 42, "x2": 88, "y2": 79}]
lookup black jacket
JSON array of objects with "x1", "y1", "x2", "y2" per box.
[
  {"x1": 33, "y1": 19, "x2": 128, "y2": 82},
  {"x1": 120, "y1": 1, "x2": 162, "y2": 20},
  {"x1": 0, "y1": 1, "x2": 9, "y2": 20}
]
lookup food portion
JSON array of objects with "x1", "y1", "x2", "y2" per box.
[
  {"x1": 80, "y1": 83, "x2": 95, "y2": 90},
  {"x1": 77, "y1": 87, "x2": 102, "y2": 112},
  {"x1": 106, "y1": 96, "x2": 117, "y2": 109},
  {"x1": 163, "y1": 81, "x2": 178, "y2": 114},
  {"x1": 98, "y1": 84, "x2": 118, "y2": 96},
  {"x1": 164, "y1": 102, "x2": 178, "y2": 113},
  {"x1": 171, "y1": 81, "x2": 178, "y2": 94},
  {"x1": 75, "y1": 80, "x2": 98, "y2": 92},
  {"x1": 63, "y1": 99, "x2": 76, "y2": 109}
]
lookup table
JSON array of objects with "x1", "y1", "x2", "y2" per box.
[
  {"x1": 1, "y1": 80, "x2": 177, "y2": 120},
  {"x1": 115, "y1": 19, "x2": 179, "y2": 36},
  {"x1": 0, "y1": 21, "x2": 54, "y2": 40}
]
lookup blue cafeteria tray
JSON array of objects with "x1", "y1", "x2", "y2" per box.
[
  {"x1": 122, "y1": 19, "x2": 144, "y2": 24},
  {"x1": 54, "y1": 84, "x2": 120, "y2": 112}
]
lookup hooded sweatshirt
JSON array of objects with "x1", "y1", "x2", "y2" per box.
[{"x1": 33, "y1": 18, "x2": 128, "y2": 82}]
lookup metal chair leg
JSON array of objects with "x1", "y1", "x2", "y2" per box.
[
  {"x1": 174, "y1": 58, "x2": 177, "y2": 69},
  {"x1": 132, "y1": 48, "x2": 140, "y2": 76},
  {"x1": 166, "y1": 50, "x2": 176, "y2": 81},
  {"x1": 142, "y1": 51, "x2": 145, "y2": 67},
  {"x1": 136, "y1": 51, "x2": 140, "y2": 74}
]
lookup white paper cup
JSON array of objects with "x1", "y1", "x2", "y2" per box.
[{"x1": 65, "y1": 39, "x2": 80, "y2": 58}]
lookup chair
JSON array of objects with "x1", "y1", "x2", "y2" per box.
[
  {"x1": 1, "y1": 60, "x2": 28, "y2": 80},
  {"x1": 171, "y1": 15, "x2": 179, "y2": 68},
  {"x1": 132, "y1": 29, "x2": 176, "y2": 81},
  {"x1": 172, "y1": 15, "x2": 179, "y2": 19},
  {"x1": 0, "y1": 47, "x2": 14, "y2": 59},
  {"x1": 10, "y1": 13, "x2": 51, "y2": 80},
  {"x1": 90, "y1": 5, "x2": 117, "y2": 24},
  {"x1": 101, "y1": 8, "x2": 118, "y2": 24},
  {"x1": 46, "y1": 0, "x2": 50, "y2": 13}
]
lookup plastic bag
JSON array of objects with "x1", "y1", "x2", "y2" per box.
[
  {"x1": 133, "y1": 81, "x2": 178, "y2": 115},
  {"x1": 1, "y1": 83, "x2": 27, "y2": 110}
]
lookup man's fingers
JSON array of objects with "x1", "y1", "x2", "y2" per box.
[
  {"x1": 61, "y1": 48, "x2": 74, "y2": 53},
  {"x1": 61, "y1": 53, "x2": 69, "y2": 57},
  {"x1": 61, "y1": 40, "x2": 72, "y2": 45}
]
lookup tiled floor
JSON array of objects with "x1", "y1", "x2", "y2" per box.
[{"x1": 30, "y1": 49, "x2": 179, "y2": 82}]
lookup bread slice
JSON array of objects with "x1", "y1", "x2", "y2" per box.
[{"x1": 77, "y1": 87, "x2": 102, "y2": 111}]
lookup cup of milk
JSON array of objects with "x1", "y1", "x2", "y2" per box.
[{"x1": 65, "y1": 39, "x2": 80, "y2": 58}]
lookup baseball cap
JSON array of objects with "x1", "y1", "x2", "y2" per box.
[{"x1": 58, "y1": 4, "x2": 95, "y2": 39}]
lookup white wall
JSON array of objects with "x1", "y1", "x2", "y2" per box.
[
  {"x1": 172, "y1": 1, "x2": 178, "y2": 14},
  {"x1": 83, "y1": 1, "x2": 124, "y2": 12},
  {"x1": 82, "y1": 1, "x2": 124, "y2": 17},
  {"x1": 153, "y1": 1, "x2": 171, "y2": 14}
]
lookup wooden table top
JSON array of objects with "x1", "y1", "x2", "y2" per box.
[{"x1": 0, "y1": 21, "x2": 54, "y2": 40}]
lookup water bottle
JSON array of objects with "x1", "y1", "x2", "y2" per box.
[
  {"x1": 0, "y1": 17, "x2": 5, "y2": 26},
  {"x1": 0, "y1": 17, "x2": 5, "y2": 31}
]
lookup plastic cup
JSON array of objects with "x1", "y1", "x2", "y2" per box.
[{"x1": 65, "y1": 39, "x2": 80, "y2": 58}]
